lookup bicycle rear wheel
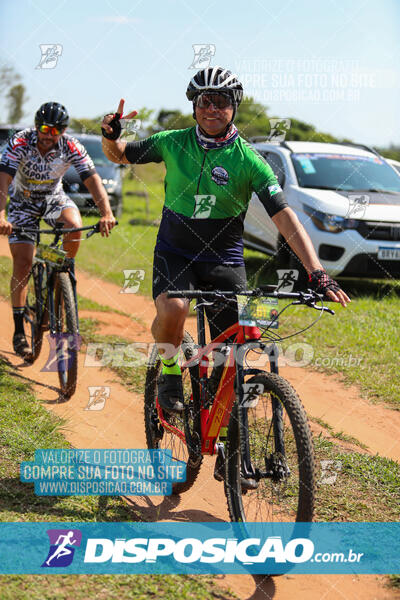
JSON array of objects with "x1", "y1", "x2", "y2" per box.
[
  {"x1": 53, "y1": 272, "x2": 79, "y2": 399},
  {"x1": 144, "y1": 331, "x2": 202, "y2": 494},
  {"x1": 23, "y1": 262, "x2": 47, "y2": 363},
  {"x1": 225, "y1": 373, "x2": 315, "y2": 522}
]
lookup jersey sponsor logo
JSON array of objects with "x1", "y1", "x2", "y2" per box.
[
  {"x1": 268, "y1": 184, "x2": 282, "y2": 196},
  {"x1": 67, "y1": 140, "x2": 82, "y2": 156},
  {"x1": 26, "y1": 178, "x2": 55, "y2": 185},
  {"x1": 192, "y1": 194, "x2": 216, "y2": 219},
  {"x1": 211, "y1": 166, "x2": 229, "y2": 186}
]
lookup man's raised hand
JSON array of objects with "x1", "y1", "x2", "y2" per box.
[{"x1": 101, "y1": 99, "x2": 137, "y2": 137}]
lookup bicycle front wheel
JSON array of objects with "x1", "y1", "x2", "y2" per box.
[
  {"x1": 53, "y1": 272, "x2": 79, "y2": 399},
  {"x1": 144, "y1": 331, "x2": 202, "y2": 495},
  {"x1": 23, "y1": 262, "x2": 47, "y2": 363},
  {"x1": 225, "y1": 373, "x2": 315, "y2": 523}
]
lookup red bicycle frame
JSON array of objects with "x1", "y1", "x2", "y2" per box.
[{"x1": 156, "y1": 320, "x2": 262, "y2": 456}]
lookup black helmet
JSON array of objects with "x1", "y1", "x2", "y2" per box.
[
  {"x1": 35, "y1": 102, "x2": 69, "y2": 129},
  {"x1": 186, "y1": 66, "x2": 243, "y2": 106}
]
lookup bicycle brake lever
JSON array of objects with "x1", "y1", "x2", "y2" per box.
[
  {"x1": 86, "y1": 220, "x2": 118, "y2": 239},
  {"x1": 311, "y1": 303, "x2": 335, "y2": 315},
  {"x1": 86, "y1": 223, "x2": 101, "y2": 239}
]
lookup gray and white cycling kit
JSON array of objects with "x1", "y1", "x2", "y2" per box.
[{"x1": 0, "y1": 128, "x2": 96, "y2": 243}]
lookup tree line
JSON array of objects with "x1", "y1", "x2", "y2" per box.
[{"x1": 1, "y1": 65, "x2": 399, "y2": 160}]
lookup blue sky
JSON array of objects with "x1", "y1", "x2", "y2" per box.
[{"x1": 0, "y1": 0, "x2": 399, "y2": 146}]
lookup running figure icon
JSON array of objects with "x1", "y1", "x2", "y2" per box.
[{"x1": 45, "y1": 531, "x2": 77, "y2": 566}]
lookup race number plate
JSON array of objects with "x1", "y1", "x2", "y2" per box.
[
  {"x1": 236, "y1": 295, "x2": 279, "y2": 328},
  {"x1": 36, "y1": 244, "x2": 67, "y2": 266}
]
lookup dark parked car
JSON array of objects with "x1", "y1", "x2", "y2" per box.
[
  {"x1": 0, "y1": 123, "x2": 30, "y2": 155},
  {"x1": 62, "y1": 133, "x2": 124, "y2": 216}
]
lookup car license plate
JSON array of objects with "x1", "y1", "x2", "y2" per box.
[{"x1": 377, "y1": 247, "x2": 400, "y2": 260}]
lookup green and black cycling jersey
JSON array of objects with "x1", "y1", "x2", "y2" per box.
[{"x1": 125, "y1": 127, "x2": 287, "y2": 264}]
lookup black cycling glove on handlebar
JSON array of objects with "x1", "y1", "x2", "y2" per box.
[
  {"x1": 101, "y1": 112, "x2": 122, "y2": 140},
  {"x1": 309, "y1": 269, "x2": 340, "y2": 296}
]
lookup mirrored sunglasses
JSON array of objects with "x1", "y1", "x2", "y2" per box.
[
  {"x1": 38, "y1": 124, "x2": 64, "y2": 135},
  {"x1": 196, "y1": 93, "x2": 232, "y2": 109}
]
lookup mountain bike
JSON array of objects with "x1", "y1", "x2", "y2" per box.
[
  {"x1": 12, "y1": 223, "x2": 103, "y2": 399},
  {"x1": 144, "y1": 286, "x2": 334, "y2": 523}
]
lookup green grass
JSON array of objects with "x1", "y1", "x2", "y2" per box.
[
  {"x1": 79, "y1": 318, "x2": 148, "y2": 393},
  {"x1": 313, "y1": 434, "x2": 400, "y2": 522},
  {"x1": 309, "y1": 417, "x2": 369, "y2": 450},
  {"x1": 0, "y1": 356, "x2": 237, "y2": 598},
  {"x1": 274, "y1": 290, "x2": 400, "y2": 407},
  {"x1": 77, "y1": 295, "x2": 127, "y2": 315},
  {"x1": 0, "y1": 256, "x2": 12, "y2": 298},
  {"x1": 0, "y1": 574, "x2": 236, "y2": 600},
  {"x1": 76, "y1": 165, "x2": 165, "y2": 297}
]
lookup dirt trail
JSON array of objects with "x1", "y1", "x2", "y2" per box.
[{"x1": 0, "y1": 238, "x2": 399, "y2": 599}]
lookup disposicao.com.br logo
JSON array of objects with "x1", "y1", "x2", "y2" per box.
[
  {"x1": 1, "y1": 522, "x2": 396, "y2": 574},
  {"x1": 83, "y1": 536, "x2": 315, "y2": 564},
  {"x1": 42, "y1": 529, "x2": 82, "y2": 567}
]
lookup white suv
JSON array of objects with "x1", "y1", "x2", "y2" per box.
[{"x1": 244, "y1": 140, "x2": 400, "y2": 278}]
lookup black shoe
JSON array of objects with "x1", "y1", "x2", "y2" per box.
[
  {"x1": 213, "y1": 443, "x2": 225, "y2": 482},
  {"x1": 157, "y1": 373, "x2": 184, "y2": 415},
  {"x1": 240, "y1": 475, "x2": 259, "y2": 491},
  {"x1": 13, "y1": 333, "x2": 30, "y2": 358}
]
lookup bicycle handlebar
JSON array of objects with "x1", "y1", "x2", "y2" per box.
[
  {"x1": 168, "y1": 288, "x2": 318, "y2": 300},
  {"x1": 167, "y1": 288, "x2": 335, "y2": 315},
  {"x1": 11, "y1": 221, "x2": 118, "y2": 238}
]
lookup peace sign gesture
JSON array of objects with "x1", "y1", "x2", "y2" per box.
[{"x1": 101, "y1": 99, "x2": 137, "y2": 137}]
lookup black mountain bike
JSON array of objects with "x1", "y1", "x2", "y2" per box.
[{"x1": 13, "y1": 223, "x2": 102, "y2": 399}]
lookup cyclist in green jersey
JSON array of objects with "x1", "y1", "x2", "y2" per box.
[{"x1": 101, "y1": 66, "x2": 350, "y2": 414}]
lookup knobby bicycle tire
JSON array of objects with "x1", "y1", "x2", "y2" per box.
[
  {"x1": 54, "y1": 272, "x2": 78, "y2": 399},
  {"x1": 23, "y1": 262, "x2": 47, "y2": 363},
  {"x1": 144, "y1": 331, "x2": 203, "y2": 495},
  {"x1": 225, "y1": 372, "x2": 315, "y2": 523}
]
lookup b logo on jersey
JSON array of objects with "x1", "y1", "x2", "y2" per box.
[{"x1": 211, "y1": 166, "x2": 229, "y2": 186}]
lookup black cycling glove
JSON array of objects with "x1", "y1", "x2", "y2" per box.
[
  {"x1": 309, "y1": 269, "x2": 340, "y2": 296},
  {"x1": 101, "y1": 112, "x2": 122, "y2": 140}
]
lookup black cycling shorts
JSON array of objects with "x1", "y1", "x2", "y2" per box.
[{"x1": 152, "y1": 250, "x2": 247, "y2": 341}]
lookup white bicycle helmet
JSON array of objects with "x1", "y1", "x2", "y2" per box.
[{"x1": 186, "y1": 66, "x2": 243, "y2": 105}]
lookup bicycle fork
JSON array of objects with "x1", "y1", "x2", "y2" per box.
[{"x1": 236, "y1": 343, "x2": 287, "y2": 483}]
